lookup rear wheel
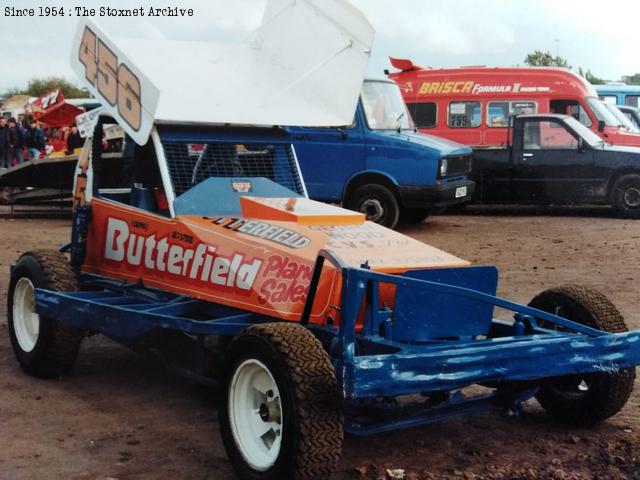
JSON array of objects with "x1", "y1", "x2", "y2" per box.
[
  {"x1": 611, "y1": 174, "x2": 640, "y2": 219},
  {"x1": 400, "y1": 207, "x2": 432, "y2": 224},
  {"x1": 7, "y1": 250, "x2": 84, "y2": 378},
  {"x1": 345, "y1": 183, "x2": 400, "y2": 229},
  {"x1": 529, "y1": 285, "x2": 635, "y2": 426},
  {"x1": 219, "y1": 323, "x2": 343, "y2": 480}
]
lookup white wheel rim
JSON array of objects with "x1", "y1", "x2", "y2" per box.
[
  {"x1": 12, "y1": 277, "x2": 40, "y2": 352},
  {"x1": 228, "y1": 359, "x2": 283, "y2": 471}
]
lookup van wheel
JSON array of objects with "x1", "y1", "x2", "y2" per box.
[
  {"x1": 219, "y1": 323, "x2": 343, "y2": 480},
  {"x1": 529, "y1": 285, "x2": 635, "y2": 426},
  {"x1": 400, "y1": 207, "x2": 432, "y2": 223},
  {"x1": 612, "y1": 174, "x2": 640, "y2": 219},
  {"x1": 7, "y1": 250, "x2": 84, "y2": 378},
  {"x1": 345, "y1": 184, "x2": 400, "y2": 229}
]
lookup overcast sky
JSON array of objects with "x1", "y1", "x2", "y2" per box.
[{"x1": 1, "y1": 0, "x2": 639, "y2": 94}]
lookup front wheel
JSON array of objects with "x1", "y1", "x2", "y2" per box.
[
  {"x1": 611, "y1": 174, "x2": 640, "y2": 219},
  {"x1": 529, "y1": 285, "x2": 635, "y2": 426},
  {"x1": 345, "y1": 184, "x2": 400, "y2": 229},
  {"x1": 7, "y1": 250, "x2": 84, "y2": 378},
  {"x1": 219, "y1": 323, "x2": 343, "y2": 480}
]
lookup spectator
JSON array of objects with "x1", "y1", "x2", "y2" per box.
[
  {"x1": 49, "y1": 128, "x2": 66, "y2": 153},
  {"x1": 26, "y1": 120, "x2": 45, "y2": 161},
  {"x1": 66, "y1": 124, "x2": 83, "y2": 154},
  {"x1": 0, "y1": 118, "x2": 7, "y2": 169},
  {"x1": 6, "y1": 118, "x2": 24, "y2": 166}
]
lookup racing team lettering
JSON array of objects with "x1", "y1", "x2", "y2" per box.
[
  {"x1": 104, "y1": 218, "x2": 262, "y2": 291},
  {"x1": 419, "y1": 81, "x2": 550, "y2": 96},
  {"x1": 259, "y1": 255, "x2": 313, "y2": 305},
  {"x1": 213, "y1": 217, "x2": 311, "y2": 249}
]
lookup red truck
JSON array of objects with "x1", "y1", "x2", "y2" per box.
[{"x1": 387, "y1": 58, "x2": 640, "y2": 147}]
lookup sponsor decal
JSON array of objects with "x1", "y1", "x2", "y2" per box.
[
  {"x1": 259, "y1": 255, "x2": 313, "y2": 305},
  {"x1": 104, "y1": 217, "x2": 262, "y2": 291},
  {"x1": 419, "y1": 81, "x2": 551, "y2": 96},
  {"x1": 213, "y1": 217, "x2": 311, "y2": 249},
  {"x1": 231, "y1": 180, "x2": 252, "y2": 193},
  {"x1": 419, "y1": 81, "x2": 474, "y2": 95}
]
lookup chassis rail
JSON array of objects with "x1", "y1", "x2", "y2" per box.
[{"x1": 33, "y1": 251, "x2": 640, "y2": 435}]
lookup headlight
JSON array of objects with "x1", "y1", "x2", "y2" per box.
[{"x1": 440, "y1": 158, "x2": 448, "y2": 177}]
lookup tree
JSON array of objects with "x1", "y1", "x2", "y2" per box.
[
  {"x1": 578, "y1": 67, "x2": 605, "y2": 85},
  {"x1": 2, "y1": 76, "x2": 90, "y2": 99},
  {"x1": 626, "y1": 73, "x2": 640, "y2": 85},
  {"x1": 524, "y1": 50, "x2": 570, "y2": 69}
]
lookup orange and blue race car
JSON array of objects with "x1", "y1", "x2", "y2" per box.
[{"x1": 6, "y1": 2, "x2": 640, "y2": 479}]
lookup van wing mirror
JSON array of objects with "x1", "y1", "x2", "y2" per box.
[{"x1": 598, "y1": 120, "x2": 605, "y2": 132}]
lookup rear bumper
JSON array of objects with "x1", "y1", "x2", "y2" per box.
[{"x1": 398, "y1": 179, "x2": 475, "y2": 208}]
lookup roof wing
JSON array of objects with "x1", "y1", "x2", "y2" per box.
[{"x1": 70, "y1": 0, "x2": 374, "y2": 145}]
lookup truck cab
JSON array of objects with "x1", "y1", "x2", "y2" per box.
[
  {"x1": 472, "y1": 113, "x2": 640, "y2": 217},
  {"x1": 286, "y1": 79, "x2": 475, "y2": 228}
]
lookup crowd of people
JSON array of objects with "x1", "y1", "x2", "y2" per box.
[{"x1": 0, "y1": 114, "x2": 84, "y2": 170}]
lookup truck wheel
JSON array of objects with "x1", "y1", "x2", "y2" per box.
[
  {"x1": 7, "y1": 250, "x2": 84, "y2": 378},
  {"x1": 219, "y1": 323, "x2": 342, "y2": 480},
  {"x1": 345, "y1": 184, "x2": 400, "y2": 229},
  {"x1": 612, "y1": 174, "x2": 640, "y2": 219},
  {"x1": 400, "y1": 207, "x2": 432, "y2": 223},
  {"x1": 529, "y1": 285, "x2": 635, "y2": 426}
]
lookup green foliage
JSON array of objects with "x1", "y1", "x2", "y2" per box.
[
  {"x1": 524, "y1": 50, "x2": 571, "y2": 69},
  {"x1": 2, "y1": 77, "x2": 90, "y2": 99},
  {"x1": 578, "y1": 67, "x2": 605, "y2": 85},
  {"x1": 626, "y1": 73, "x2": 640, "y2": 85}
]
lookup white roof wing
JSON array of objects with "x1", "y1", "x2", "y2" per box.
[{"x1": 70, "y1": 0, "x2": 374, "y2": 145}]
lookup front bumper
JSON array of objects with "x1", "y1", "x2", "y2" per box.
[{"x1": 398, "y1": 179, "x2": 475, "y2": 208}]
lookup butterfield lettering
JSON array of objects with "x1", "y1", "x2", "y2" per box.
[{"x1": 104, "y1": 218, "x2": 261, "y2": 291}]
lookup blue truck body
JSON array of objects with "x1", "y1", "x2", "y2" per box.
[{"x1": 286, "y1": 79, "x2": 475, "y2": 228}]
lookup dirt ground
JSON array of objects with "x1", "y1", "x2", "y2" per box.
[{"x1": 1, "y1": 206, "x2": 640, "y2": 480}]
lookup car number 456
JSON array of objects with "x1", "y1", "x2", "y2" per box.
[{"x1": 78, "y1": 26, "x2": 142, "y2": 131}]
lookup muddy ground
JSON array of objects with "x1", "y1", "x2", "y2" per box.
[{"x1": 1, "y1": 206, "x2": 640, "y2": 480}]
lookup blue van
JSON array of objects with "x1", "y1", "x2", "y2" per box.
[
  {"x1": 596, "y1": 84, "x2": 640, "y2": 107},
  {"x1": 286, "y1": 79, "x2": 475, "y2": 228}
]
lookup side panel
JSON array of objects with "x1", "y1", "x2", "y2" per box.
[{"x1": 82, "y1": 198, "x2": 339, "y2": 322}]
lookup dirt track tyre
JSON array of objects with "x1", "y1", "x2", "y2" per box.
[
  {"x1": 345, "y1": 184, "x2": 400, "y2": 229},
  {"x1": 611, "y1": 174, "x2": 640, "y2": 219},
  {"x1": 529, "y1": 285, "x2": 635, "y2": 426},
  {"x1": 7, "y1": 250, "x2": 84, "y2": 378},
  {"x1": 400, "y1": 207, "x2": 432, "y2": 223},
  {"x1": 219, "y1": 323, "x2": 343, "y2": 480}
]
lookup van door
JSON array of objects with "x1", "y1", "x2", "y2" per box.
[
  {"x1": 287, "y1": 108, "x2": 366, "y2": 202},
  {"x1": 550, "y1": 99, "x2": 594, "y2": 128},
  {"x1": 511, "y1": 118, "x2": 596, "y2": 203}
]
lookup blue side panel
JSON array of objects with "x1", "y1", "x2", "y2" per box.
[
  {"x1": 393, "y1": 266, "x2": 498, "y2": 341},
  {"x1": 173, "y1": 177, "x2": 301, "y2": 217}
]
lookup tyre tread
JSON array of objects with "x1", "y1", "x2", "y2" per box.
[
  {"x1": 245, "y1": 323, "x2": 343, "y2": 480},
  {"x1": 530, "y1": 284, "x2": 635, "y2": 425},
  {"x1": 10, "y1": 249, "x2": 83, "y2": 378}
]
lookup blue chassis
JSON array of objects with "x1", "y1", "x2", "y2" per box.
[{"x1": 35, "y1": 249, "x2": 640, "y2": 436}]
